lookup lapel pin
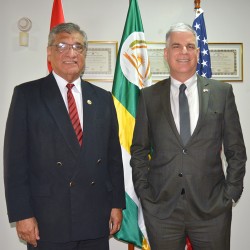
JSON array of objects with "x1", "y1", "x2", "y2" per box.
[
  {"x1": 203, "y1": 88, "x2": 209, "y2": 93},
  {"x1": 87, "y1": 100, "x2": 92, "y2": 105}
]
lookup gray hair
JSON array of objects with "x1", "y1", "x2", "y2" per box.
[
  {"x1": 165, "y1": 22, "x2": 198, "y2": 48},
  {"x1": 48, "y1": 22, "x2": 88, "y2": 49}
]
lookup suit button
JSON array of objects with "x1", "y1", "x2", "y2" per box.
[
  {"x1": 182, "y1": 149, "x2": 187, "y2": 154},
  {"x1": 90, "y1": 181, "x2": 95, "y2": 186},
  {"x1": 178, "y1": 173, "x2": 183, "y2": 177},
  {"x1": 97, "y1": 159, "x2": 102, "y2": 164},
  {"x1": 181, "y1": 188, "x2": 185, "y2": 195},
  {"x1": 56, "y1": 161, "x2": 63, "y2": 167},
  {"x1": 69, "y1": 181, "x2": 75, "y2": 187}
]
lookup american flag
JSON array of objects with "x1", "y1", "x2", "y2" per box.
[{"x1": 192, "y1": 8, "x2": 212, "y2": 78}]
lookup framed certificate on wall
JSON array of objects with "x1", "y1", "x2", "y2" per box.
[
  {"x1": 209, "y1": 43, "x2": 243, "y2": 82},
  {"x1": 83, "y1": 41, "x2": 118, "y2": 82},
  {"x1": 147, "y1": 42, "x2": 169, "y2": 82}
]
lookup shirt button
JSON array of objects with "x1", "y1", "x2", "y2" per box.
[{"x1": 90, "y1": 181, "x2": 95, "y2": 186}]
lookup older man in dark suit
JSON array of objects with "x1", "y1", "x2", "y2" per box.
[
  {"x1": 131, "y1": 23, "x2": 246, "y2": 250},
  {"x1": 4, "y1": 22, "x2": 125, "y2": 250}
]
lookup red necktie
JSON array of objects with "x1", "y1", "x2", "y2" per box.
[{"x1": 66, "y1": 83, "x2": 83, "y2": 146}]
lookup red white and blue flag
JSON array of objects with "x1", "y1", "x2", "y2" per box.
[{"x1": 192, "y1": 8, "x2": 212, "y2": 78}]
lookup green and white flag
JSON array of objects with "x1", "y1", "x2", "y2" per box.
[{"x1": 112, "y1": 0, "x2": 151, "y2": 249}]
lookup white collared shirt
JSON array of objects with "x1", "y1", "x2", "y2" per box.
[
  {"x1": 170, "y1": 74, "x2": 199, "y2": 135},
  {"x1": 53, "y1": 72, "x2": 83, "y2": 129}
]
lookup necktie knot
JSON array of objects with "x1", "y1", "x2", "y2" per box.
[
  {"x1": 179, "y1": 84, "x2": 187, "y2": 93},
  {"x1": 66, "y1": 83, "x2": 74, "y2": 90}
]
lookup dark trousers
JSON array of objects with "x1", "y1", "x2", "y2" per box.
[
  {"x1": 143, "y1": 194, "x2": 232, "y2": 250},
  {"x1": 27, "y1": 236, "x2": 109, "y2": 250}
]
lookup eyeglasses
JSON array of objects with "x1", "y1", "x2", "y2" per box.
[{"x1": 51, "y1": 42, "x2": 86, "y2": 53}]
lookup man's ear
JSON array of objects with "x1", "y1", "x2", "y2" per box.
[
  {"x1": 47, "y1": 47, "x2": 52, "y2": 62},
  {"x1": 163, "y1": 47, "x2": 168, "y2": 61},
  {"x1": 196, "y1": 47, "x2": 200, "y2": 61}
]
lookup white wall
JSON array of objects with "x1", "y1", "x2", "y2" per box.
[{"x1": 1, "y1": 0, "x2": 250, "y2": 249}]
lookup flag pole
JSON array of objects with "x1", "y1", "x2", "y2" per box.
[
  {"x1": 125, "y1": 1, "x2": 142, "y2": 250},
  {"x1": 128, "y1": 3, "x2": 137, "y2": 250},
  {"x1": 128, "y1": 243, "x2": 135, "y2": 250}
]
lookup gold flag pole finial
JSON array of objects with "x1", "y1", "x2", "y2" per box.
[
  {"x1": 194, "y1": 0, "x2": 201, "y2": 9},
  {"x1": 194, "y1": 0, "x2": 201, "y2": 14}
]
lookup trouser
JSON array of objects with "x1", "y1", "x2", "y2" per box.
[
  {"x1": 27, "y1": 236, "x2": 109, "y2": 250},
  {"x1": 143, "y1": 194, "x2": 232, "y2": 250}
]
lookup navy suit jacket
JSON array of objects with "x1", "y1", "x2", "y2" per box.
[
  {"x1": 4, "y1": 73, "x2": 125, "y2": 242},
  {"x1": 131, "y1": 75, "x2": 246, "y2": 220}
]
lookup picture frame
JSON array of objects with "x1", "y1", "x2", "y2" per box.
[
  {"x1": 147, "y1": 42, "x2": 169, "y2": 82},
  {"x1": 82, "y1": 41, "x2": 118, "y2": 82},
  {"x1": 208, "y1": 43, "x2": 243, "y2": 82}
]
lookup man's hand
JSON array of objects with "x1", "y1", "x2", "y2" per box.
[
  {"x1": 109, "y1": 208, "x2": 123, "y2": 235},
  {"x1": 16, "y1": 217, "x2": 40, "y2": 247}
]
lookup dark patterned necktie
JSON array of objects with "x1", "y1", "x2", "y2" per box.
[
  {"x1": 179, "y1": 84, "x2": 191, "y2": 145},
  {"x1": 66, "y1": 83, "x2": 83, "y2": 146}
]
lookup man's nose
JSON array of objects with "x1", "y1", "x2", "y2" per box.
[
  {"x1": 181, "y1": 46, "x2": 188, "y2": 53},
  {"x1": 66, "y1": 46, "x2": 77, "y2": 55}
]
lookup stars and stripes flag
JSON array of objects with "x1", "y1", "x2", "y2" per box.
[
  {"x1": 112, "y1": 0, "x2": 152, "y2": 249},
  {"x1": 192, "y1": 8, "x2": 212, "y2": 78},
  {"x1": 48, "y1": 0, "x2": 65, "y2": 72}
]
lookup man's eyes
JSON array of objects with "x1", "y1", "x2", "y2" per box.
[{"x1": 172, "y1": 44, "x2": 195, "y2": 50}]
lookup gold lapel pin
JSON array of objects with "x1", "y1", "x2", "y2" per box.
[{"x1": 87, "y1": 100, "x2": 92, "y2": 105}]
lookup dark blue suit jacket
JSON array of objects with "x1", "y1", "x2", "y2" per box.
[{"x1": 4, "y1": 73, "x2": 125, "y2": 242}]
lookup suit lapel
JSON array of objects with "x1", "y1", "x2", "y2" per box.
[
  {"x1": 160, "y1": 78, "x2": 182, "y2": 142},
  {"x1": 80, "y1": 80, "x2": 96, "y2": 152},
  {"x1": 191, "y1": 75, "x2": 210, "y2": 139},
  {"x1": 160, "y1": 76, "x2": 211, "y2": 146},
  {"x1": 41, "y1": 74, "x2": 81, "y2": 157},
  {"x1": 70, "y1": 80, "x2": 97, "y2": 179}
]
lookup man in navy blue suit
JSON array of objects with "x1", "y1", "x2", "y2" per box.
[{"x1": 4, "y1": 22, "x2": 125, "y2": 250}]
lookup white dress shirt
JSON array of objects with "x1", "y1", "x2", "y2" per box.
[
  {"x1": 53, "y1": 72, "x2": 83, "y2": 129},
  {"x1": 170, "y1": 74, "x2": 199, "y2": 135}
]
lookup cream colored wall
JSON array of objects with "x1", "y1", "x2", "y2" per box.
[{"x1": 1, "y1": 0, "x2": 250, "y2": 249}]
